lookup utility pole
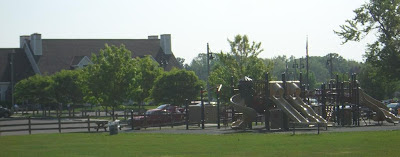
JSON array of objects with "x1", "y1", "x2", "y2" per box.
[
  {"x1": 206, "y1": 43, "x2": 213, "y2": 104},
  {"x1": 306, "y1": 36, "x2": 309, "y2": 90},
  {"x1": 11, "y1": 50, "x2": 14, "y2": 109}
]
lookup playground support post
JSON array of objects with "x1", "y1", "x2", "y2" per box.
[
  {"x1": 341, "y1": 82, "x2": 345, "y2": 126},
  {"x1": 299, "y1": 72, "x2": 304, "y2": 99},
  {"x1": 282, "y1": 73, "x2": 289, "y2": 131},
  {"x1": 200, "y1": 87, "x2": 205, "y2": 129},
  {"x1": 217, "y1": 91, "x2": 220, "y2": 129},
  {"x1": 351, "y1": 74, "x2": 356, "y2": 126},
  {"x1": 321, "y1": 83, "x2": 327, "y2": 119},
  {"x1": 282, "y1": 73, "x2": 287, "y2": 98},
  {"x1": 336, "y1": 75, "x2": 340, "y2": 125},
  {"x1": 354, "y1": 74, "x2": 360, "y2": 126},
  {"x1": 265, "y1": 73, "x2": 270, "y2": 131}
]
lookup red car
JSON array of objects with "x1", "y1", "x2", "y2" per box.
[{"x1": 128, "y1": 104, "x2": 185, "y2": 129}]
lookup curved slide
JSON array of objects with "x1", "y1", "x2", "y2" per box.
[
  {"x1": 230, "y1": 94, "x2": 258, "y2": 129},
  {"x1": 359, "y1": 90, "x2": 399, "y2": 123},
  {"x1": 286, "y1": 83, "x2": 327, "y2": 123},
  {"x1": 270, "y1": 83, "x2": 309, "y2": 123}
]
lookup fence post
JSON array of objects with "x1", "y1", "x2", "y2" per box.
[
  {"x1": 124, "y1": 110, "x2": 127, "y2": 121},
  {"x1": 185, "y1": 99, "x2": 189, "y2": 130},
  {"x1": 292, "y1": 123, "x2": 295, "y2": 135},
  {"x1": 217, "y1": 93, "x2": 220, "y2": 129},
  {"x1": 87, "y1": 116, "x2": 90, "y2": 132},
  {"x1": 171, "y1": 111, "x2": 174, "y2": 128},
  {"x1": 265, "y1": 110, "x2": 270, "y2": 131},
  {"x1": 105, "y1": 107, "x2": 108, "y2": 116},
  {"x1": 200, "y1": 87, "x2": 205, "y2": 129},
  {"x1": 58, "y1": 116, "x2": 61, "y2": 133},
  {"x1": 28, "y1": 116, "x2": 31, "y2": 135},
  {"x1": 130, "y1": 110, "x2": 134, "y2": 130}
]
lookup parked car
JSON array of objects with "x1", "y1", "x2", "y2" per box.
[
  {"x1": 309, "y1": 98, "x2": 319, "y2": 106},
  {"x1": 387, "y1": 103, "x2": 400, "y2": 116},
  {"x1": 127, "y1": 104, "x2": 184, "y2": 129},
  {"x1": 0, "y1": 107, "x2": 12, "y2": 118}
]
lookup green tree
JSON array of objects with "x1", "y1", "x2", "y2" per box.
[
  {"x1": 209, "y1": 35, "x2": 272, "y2": 102},
  {"x1": 176, "y1": 57, "x2": 187, "y2": 69},
  {"x1": 359, "y1": 63, "x2": 400, "y2": 100},
  {"x1": 51, "y1": 69, "x2": 84, "y2": 109},
  {"x1": 134, "y1": 56, "x2": 164, "y2": 106},
  {"x1": 186, "y1": 53, "x2": 216, "y2": 81},
  {"x1": 14, "y1": 74, "x2": 55, "y2": 107},
  {"x1": 335, "y1": 0, "x2": 400, "y2": 80},
  {"x1": 227, "y1": 34, "x2": 264, "y2": 78},
  {"x1": 151, "y1": 68, "x2": 203, "y2": 105},
  {"x1": 83, "y1": 44, "x2": 140, "y2": 120}
]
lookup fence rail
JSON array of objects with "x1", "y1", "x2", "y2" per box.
[{"x1": 0, "y1": 116, "x2": 105, "y2": 135}]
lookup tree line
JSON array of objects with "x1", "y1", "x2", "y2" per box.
[
  {"x1": 14, "y1": 45, "x2": 202, "y2": 119},
  {"x1": 185, "y1": 36, "x2": 399, "y2": 101}
]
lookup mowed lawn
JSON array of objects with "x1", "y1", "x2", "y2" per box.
[{"x1": 0, "y1": 130, "x2": 399, "y2": 157}]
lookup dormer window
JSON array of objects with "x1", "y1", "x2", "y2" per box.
[{"x1": 70, "y1": 56, "x2": 92, "y2": 69}]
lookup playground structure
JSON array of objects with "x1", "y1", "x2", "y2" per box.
[
  {"x1": 315, "y1": 74, "x2": 400, "y2": 126},
  {"x1": 226, "y1": 74, "x2": 328, "y2": 130},
  {"x1": 187, "y1": 72, "x2": 400, "y2": 131}
]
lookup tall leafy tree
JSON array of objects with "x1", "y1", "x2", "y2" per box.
[
  {"x1": 176, "y1": 57, "x2": 187, "y2": 69},
  {"x1": 151, "y1": 68, "x2": 203, "y2": 105},
  {"x1": 335, "y1": 0, "x2": 400, "y2": 80},
  {"x1": 14, "y1": 74, "x2": 55, "y2": 107},
  {"x1": 51, "y1": 69, "x2": 84, "y2": 108},
  {"x1": 83, "y1": 44, "x2": 140, "y2": 120},
  {"x1": 209, "y1": 35, "x2": 272, "y2": 102},
  {"x1": 227, "y1": 34, "x2": 264, "y2": 78},
  {"x1": 187, "y1": 53, "x2": 216, "y2": 81},
  {"x1": 359, "y1": 63, "x2": 400, "y2": 100},
  {"x1": 134, "y1": 56, "x2": 164, "y2": 106}
]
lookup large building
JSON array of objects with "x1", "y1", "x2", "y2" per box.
[{"x1": 0, "y1": 33, "x2": 180, "y2": 103}]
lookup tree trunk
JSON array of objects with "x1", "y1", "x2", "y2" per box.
[{"x1": 112, "y1": 106, "x2": 115, "y2": 121}]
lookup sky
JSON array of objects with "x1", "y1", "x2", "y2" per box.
[{"x1": 0, "y1": 0, "x2": 372, "y2": 64}]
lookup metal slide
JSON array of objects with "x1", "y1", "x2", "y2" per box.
[
  {"x1": 270, "y1": 83, "x2": 309, "y2": 123},
  {"x1": 230, "y1": 94, "x2": 258, "y2": 129},
  {"x1": 286, "y1": 83, "x2": 327, "y2": 123},
  {"x1": 359, "y1": 90, "x2": 400, "y2": 123}
]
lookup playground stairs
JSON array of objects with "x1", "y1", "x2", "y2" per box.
[{"x1": 326, "y1": 105, "x2": 335, "y2": 122}]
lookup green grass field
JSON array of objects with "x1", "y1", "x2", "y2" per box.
[{"x1": 1, "y1": 130, "x2": 399, "y2": 157}]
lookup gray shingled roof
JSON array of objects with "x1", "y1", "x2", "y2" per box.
[
  {"x1": 0, "y1": 48, "x2": 34, "y2": 82},
  {"x1": 1, "y1": 38, "x2": 180, "y2": 83},
  {"x1": 37, "y1": 39, "x2": 169, "y2": 74}
]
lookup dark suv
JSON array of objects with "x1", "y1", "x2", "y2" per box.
[{"x1": 0, "y1": 107, "x2": 12, "y2": 118}]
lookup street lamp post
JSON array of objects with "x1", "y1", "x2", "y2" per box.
[{"x1": 206, "y1": 43, "x2": 214, "y2": 104}]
